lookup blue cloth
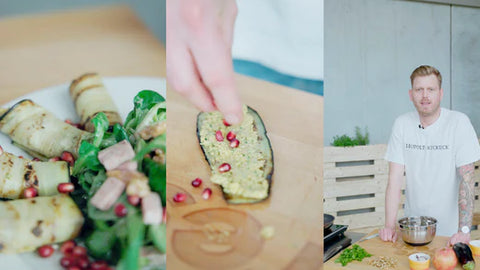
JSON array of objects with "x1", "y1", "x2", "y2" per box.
[{"x1": 233, "y1": 59, "x2": 323, "y2": 96}]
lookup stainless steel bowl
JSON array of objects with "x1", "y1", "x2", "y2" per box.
[{"x1": 398, "y1": 216, "x2": 437, "y2": 246}]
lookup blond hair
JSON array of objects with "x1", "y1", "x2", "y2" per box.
[{"x1": 410, "y1": 65, "x2": 442, "y2": 88}]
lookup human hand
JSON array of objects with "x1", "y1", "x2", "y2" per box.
[
  {"x1": 379, "y1": 227, "x2": 398, "y2": 242},
  {"x1": 448, "y1": 232, "x2": 470, "y2": 246},
  {"x1": 167, "y1": 0, "x2": 243, "y2": 125}
]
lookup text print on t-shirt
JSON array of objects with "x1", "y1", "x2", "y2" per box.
[{"x1": 405, "y1": 143, "x2": 449, "y2": 150}]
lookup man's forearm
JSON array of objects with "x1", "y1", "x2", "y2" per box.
[
  {"x1": 458, "y1": 163, "x2": 475, "y2": 230},
  {"x1": 385, "y1": 162, "x2": 404, "y2": 228}
]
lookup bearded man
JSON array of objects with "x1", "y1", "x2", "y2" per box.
[{"x1": 380, "y1": 65, "x2": 480, "y2": 245}]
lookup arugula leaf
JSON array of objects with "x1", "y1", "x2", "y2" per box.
[
  {"x1": 134, "y1": 134, "x2": 165, "y2": 163},
  {"x1": 100, "y1": 124, "x2": 130, "y2": 149},
  {"x1": 125, "y1": 90, "x2": 164, "y2": 132},
  {"x1": 73, "y1": 141, "x2": 102, "y2": 175},
  {"x1": 92, "y1": 112, "x2": 109, "y2": 148},
  {"x1": 135, "y1": 102, "x2": 166, "y2": 135},
  {"x1": 117, "y1": 208, "x2": 145, "y2": 270},
  {"x1": 143, "y1": 158, "x2": 166, "y2": 206},
  {"x1": 147, "y1": 224, "x2": 166, "y2": 253},
  {"x1": 86, "y1": 229, "x2": 117, "y2": 259}
]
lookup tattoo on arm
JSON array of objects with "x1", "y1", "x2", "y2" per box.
[{"x1": 458, "y1": 163, "x2": 475, "y2": 230}]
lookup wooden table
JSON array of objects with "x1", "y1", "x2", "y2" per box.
[
  {"x1": 325, "y1": 230, "x2": 480, "y2": 269},
  {"x1": 0, "y1": 5, "x2": 165, "y2": 104},
  {"x1": 166, "y1": 75, "x2": 324, "y2": 269}
]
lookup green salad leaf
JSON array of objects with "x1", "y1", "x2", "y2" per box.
[{"x1": 71, "y1": 90, "x2": 166, "y2": 269}]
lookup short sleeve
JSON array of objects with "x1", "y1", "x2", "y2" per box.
[
  {"x1": 455, "y1": 114, "x2": 480, "y2": 167},
  {"x1": 385, "y1": 117, "x2": 405, "y2": 165}
]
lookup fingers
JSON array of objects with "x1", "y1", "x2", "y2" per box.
[
  {"x1": 188, "y1": 27, "x2": 243, "y2": 125},
  {"x1": 167, "y1": 39, "x2": 216, "y2": 112},
  {"x1": 379, "y1": 228, "x2": 397, "y2": 242}
]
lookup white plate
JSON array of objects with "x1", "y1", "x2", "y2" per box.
[{"x1": 0, "y1": 77, "x2": 166, "y2": 269}]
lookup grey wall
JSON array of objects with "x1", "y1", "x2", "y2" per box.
[
  {"x1": 324, "y1": 0, "x2": 480, "y2": 145},
  {"x1": 0, "y1": 0, "x2": 166, "y2": 44},
  {"x1": 452, "y1": 6, "x2": 480, "y2": 139}
]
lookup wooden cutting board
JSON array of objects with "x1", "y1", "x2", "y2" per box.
[
  {"x1": 166, "y1": 74, "x2": 324, "y2": 269},
  {"x1": 324, "y1": 230, "x2": 480, "y2": 269}
]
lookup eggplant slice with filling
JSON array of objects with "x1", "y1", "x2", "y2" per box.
[
  {"x1": 69, "y1": 73, "x2": 122, "y2": 132},
  {"x1": 197, "y1": 105, "x2": 274, "y2": 204},
  {"x1": 0, "y1": 99, "x2": 91, "y2": 159},
  {"x1": 0, "y1": 151, "x2": 70, "y2": 199},
  {"x1": 0, "y1": 194, "x2": 84, "y2": 253}
]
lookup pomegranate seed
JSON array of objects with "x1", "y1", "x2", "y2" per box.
[
  {"x1": 23, "y1": 187, "x2": 38, "y2": 198},
  {"x1": 173, "y1": 192, "x2": 187, "y2": 203},
  {"x1": 127, "y1": 195, "x2": 141, "y2": 206},
  {"x1": 0, "y1": 145, "x2": 3, "y2": 156},
  {"x1": 229, "y1": 139, "x2": 240, "y2": 148},
  {"x1": 37, "y1": 245, "x2": 54, "y2": 258},
  {"x1": 114, "y1": 203, "x2": 128, "y2": 217},
  {"x1": 72, "y1": 246, "x2": 87, "y2": 257},
  {"x1": 191, "y1": 178, "x2": 202, "y2": 187},
  {"x1": 76, "y1": 257, "x2": 90, "y2": 269},
  {"x1": 215, "y1": 130, "x2": 224, "y2": 142},
  {"x1": 223, "y1": 119, "x2": 231, "y2": 126},
  {"x1": 19, "y1": 156, "x2": 24, "y2": 159},
  {"x1": 32, "y1": 157, "x2": 40, "y2": 161},
  {"x1": 61, "y1": 151, "x2": 75, "y2": 166},
  {"x1": 60, "y1": 256, "x2": 76, "y2": 268},
  {"x1": 218, "y1": 163, "x2": 231, "y2": 173},
  {"x1": 49, "y1": 157, "x2": 60, "y2": 162},
  {"x1": 60, "y1": 240, "x2": 76, "y2": 255},
  {"x1": 65, "y1": 119, "x2": 82, "y2": 129},
  {"x1": 202, "y1": 188, "x2": 212, "y2": 200},
  {"x1": 90, "y1": 261, "x2": 108, "y2": 270},
  {"x1": 68, "y1": 266, "x2": 81, "y2": 270},
  {"x1": 58, "y1": 182, "x2": 74, "y2": 193},
  {"x1": 226, "y1": 131, "x2": 236, "y2": 141}
]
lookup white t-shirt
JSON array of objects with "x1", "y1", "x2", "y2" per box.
[
  {"x1": 385, "y1": 108, "x2": 480, "y2": 236},
  {"x1": 232, "y1": 0, "x2": 324, "y2": 81}
]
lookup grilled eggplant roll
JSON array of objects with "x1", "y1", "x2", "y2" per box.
[
  {"x1": 0, "y1": 151, "x2": 70, "y2": 199},
  {"x1": 197, "y1": 105, "x2": 274, "y2": 204},
  {"x1": 0, "y1": 99, "x2": 91, "y2": 159},
  {"x1": 0, "y1": 194, "x2": 84, "y2": 253},
  {"x1": 69, "y1": 73, "x2": 122, "y2": 132}
]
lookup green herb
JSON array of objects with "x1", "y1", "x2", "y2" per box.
[
  {"x1": 331, "y1": 126, "x2": 369, "y2": 147},
  {"x1": 335, "y1": 244, "x2": 372, "y2": 266}
]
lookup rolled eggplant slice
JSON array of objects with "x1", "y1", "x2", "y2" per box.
[
  {"x1": 0, "y1": 151, "x2": 70, "y2": 199},
  {"x1": 0, "y1": 99, "x2": 91, "y2": 159},
  {"x1": 197, "y1": 105, "x2": 274, "y2": 204},
  {"x1": 0, "y1": 194, "x2": 84, "y2": 253},
  {"x1": 69, "y1": 73, "x2": 122, "y2": 132}
]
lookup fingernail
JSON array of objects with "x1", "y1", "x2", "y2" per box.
[{"x1": 225, "y1": 114, "x2": 240, "y2": 125}]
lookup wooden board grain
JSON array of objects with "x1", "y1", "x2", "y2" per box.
[
  {"x1": 324, "y1": 230, "x2": 480, "y2": 269},
  {"x1": 0, "y1": 5, "x2": 165, "y2": 104},
  {"x1": 166, "y1": 74, "x2": 324, "y2": 269}
]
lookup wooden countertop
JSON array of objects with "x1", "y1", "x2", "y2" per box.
[
  {"x1": 166, "y1": 75, "x2": 324, "y2": 269},
  {"x1": 0, "y1": 5, "x2": 165, "y2": 104},
  {"x1": 325, "y1": 230, "x2": 480, "y2": 269}
]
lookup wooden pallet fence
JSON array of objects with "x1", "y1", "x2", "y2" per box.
[{"x1": 324, "y1": 144, "x2": 406, "y2": 232}]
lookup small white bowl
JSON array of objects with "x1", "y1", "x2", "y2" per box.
[
  {"x1": 469, "y1": 240, "x2": 480, "y2": 256},
  {"x1": 408, "y1": 253, "x2": 430, "y2": 270}
]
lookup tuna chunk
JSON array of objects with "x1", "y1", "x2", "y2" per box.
[
  {"x1": 98, "y1": 140, "x2": 135, "y2": 171},
  {"x1": 90, "y1": 177, "x2": 125, "y2": 211},
  {"x1": 142, "y1": 192, "x2": 162, "y2": 225}
]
